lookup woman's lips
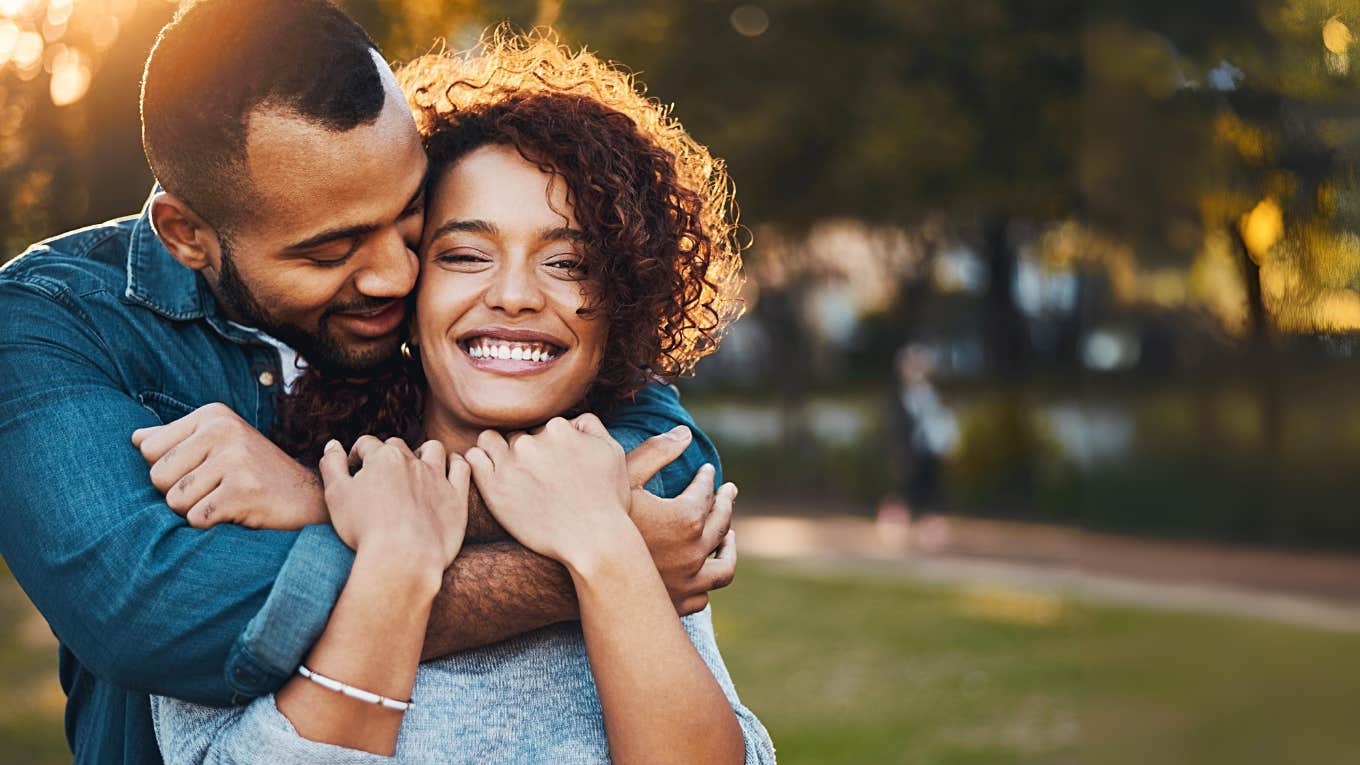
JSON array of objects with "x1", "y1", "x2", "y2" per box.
[{"x1": 332, "y1": 301, "x2": 406, "y2": 339}]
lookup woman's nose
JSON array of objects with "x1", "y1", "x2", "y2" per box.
[{"x1": 484, "y1": 260, "x2": 546, "y2": 314}]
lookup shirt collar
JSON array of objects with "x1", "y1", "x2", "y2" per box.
[{"x1": 124, "y1": 185, "x2": 213, "y2": 321}]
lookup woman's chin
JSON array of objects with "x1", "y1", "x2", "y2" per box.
[{"x1": 460, "y1": 399, "x2": 568, "y2": 432}]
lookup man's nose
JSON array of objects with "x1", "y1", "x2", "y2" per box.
[{"x1": 353, "y1": 228, "x2": 418, "y2": 300}]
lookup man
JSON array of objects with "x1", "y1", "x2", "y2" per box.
[{"x1": 0, "y1": 2, "x2": 734, "y2": 763}]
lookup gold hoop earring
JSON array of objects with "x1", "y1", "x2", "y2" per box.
[{"x1": 400, "y1": 341, "x2": 416, "y2": 362}]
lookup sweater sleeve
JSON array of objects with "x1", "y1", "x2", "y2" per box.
[
  {"x1": 681, "y1": 607, "x2": 778, "y2": 764},
  {"x1": 151, "y1": 693, "x2": 398, "y2": 765}
]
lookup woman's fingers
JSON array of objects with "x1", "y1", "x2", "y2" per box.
[
  {"x1": 465, "y1": 446, "x2": 494, "y2": 477},
  {"x1": 318, "y1": 439, "x2": 350, "y2": 489},
  {"x1": 348, "y1": 435, "x2": 383, "y2": 471},
  {"x1": 384, "y1": 436, "x2": 416, "y2": 458},
  {"x1": 444, "y1": 455, "x2": 471, "y2": 524},
  {"x1": 571, "y1": 412, "x2": 610, "y2": 439},
  {"x1": 476, "y1": 430, "x2": 510, "y2": 462},
  {"x1": 415, "y1": 439, "x2": 447, "y2": 472},
  {"x1": 448, "y1": 453, "x2": 471, "y2": 490}
]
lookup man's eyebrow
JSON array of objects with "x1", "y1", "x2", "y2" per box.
[
  {"x1": 284, "y1": 222, "x2": 382, "y2": 252},
  {"x1": 284, "y1": 168, "x2": 428, "y2": 253}
]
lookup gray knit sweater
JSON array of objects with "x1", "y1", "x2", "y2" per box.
[{"x1": 151, "y1": 606, "x2": 775, "y2": 764}]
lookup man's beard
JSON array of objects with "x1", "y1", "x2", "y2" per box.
[{"x1": 216, "y1": 243, "x2": 400, "y2": 377}]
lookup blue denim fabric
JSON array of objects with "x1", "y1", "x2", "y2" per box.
[{"x1": 0, "y1": 192, "x2": 718, "y2": 765}]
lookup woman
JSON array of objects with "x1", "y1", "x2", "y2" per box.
[{"x1": 151, "y1": 32, "x2": 773, "y2": 764}]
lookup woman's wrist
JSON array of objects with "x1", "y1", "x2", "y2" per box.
[
  {"x1": 351, "y1": 537, "x2": 447, "y2": 599},
  {"x1": 561, "y1": 518, "x2": 653, "y2": 583}
]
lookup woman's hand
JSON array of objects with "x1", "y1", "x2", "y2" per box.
[
  {"x1": 465, "y1": 414, "x2": 632, "y2": 567},
  {"x1": 319, "y1": 436, "x2": 470, "y2": 578}
]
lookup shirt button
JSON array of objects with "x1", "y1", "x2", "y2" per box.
[{"x1": 258, "y1": 370, "x2": 276, "y2": 387}]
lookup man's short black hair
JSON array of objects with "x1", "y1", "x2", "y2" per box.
[{"x1": 141, "y1": 0, "x2": 386, "y2": 232}]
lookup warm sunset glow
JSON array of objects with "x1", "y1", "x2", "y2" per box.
[{"x1": 0, "y1": 0, "x2": 182, "y2": 106}]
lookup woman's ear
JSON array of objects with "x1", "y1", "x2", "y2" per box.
[{"x1": 148, "y1": 192, "x2": 222, "y2": 272}]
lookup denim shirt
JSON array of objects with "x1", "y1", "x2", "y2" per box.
[{"x1": 0, "y1": 192, "x2": 720, "y2": 765}]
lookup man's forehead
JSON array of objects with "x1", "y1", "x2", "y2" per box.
[{"x1": 241, "y1": 72, "x2": 424, "y2": 238}]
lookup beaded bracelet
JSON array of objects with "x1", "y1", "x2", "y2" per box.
[{"x1": 297, "y1": 665, "x2": 414, "y2": 712}]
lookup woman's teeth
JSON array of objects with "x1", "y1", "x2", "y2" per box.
[{"x1": 466, "y1": 340, "x2": 560, "y2": 362}]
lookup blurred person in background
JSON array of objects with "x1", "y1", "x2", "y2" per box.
[
  {"x1": 881, "y1": 343, "x2": 958, "y2": 548},
  {"x1": 0, "y1": 2, "x2": 739, "y2": 763},
  {"x1": 148, "y1": 32, "x2": 772, "y2": 764}
]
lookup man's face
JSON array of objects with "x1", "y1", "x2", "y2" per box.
[{"x1": 206, "y1": 52, "x2": 427, "y2": 376}]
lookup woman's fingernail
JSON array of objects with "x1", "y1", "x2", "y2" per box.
[
  {"x1": 324, "y1": 439, "x2": 341, "y2": 452},
  {"x1": 666, "y1": 425, "x2": 691, "y2": 441}
]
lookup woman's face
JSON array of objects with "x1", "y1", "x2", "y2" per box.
[{"x1": 414, "y1": 144, "x2": 608, "y2": 433}]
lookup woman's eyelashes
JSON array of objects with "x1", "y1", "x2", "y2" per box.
[{"x1": 432, "y1": 248, "x2": 589, "y2": 279}]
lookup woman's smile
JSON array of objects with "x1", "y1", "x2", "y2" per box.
[{"x1": 458, "y1": 326, "x2": 568, "y2": 376}]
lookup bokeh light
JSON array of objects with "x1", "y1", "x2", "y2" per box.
[{"x1": 730, "y1": 4, "x2": 769, "y2": 38}]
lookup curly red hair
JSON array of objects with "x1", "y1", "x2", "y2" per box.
[{"x1": 274, "y1": 30, "x2": 743, "y2": 461}]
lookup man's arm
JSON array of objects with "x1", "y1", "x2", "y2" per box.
[
  {"x1": 133, "y1": 378, "x2": 728, "y2": 663},
  {"x1": 0, "y1": 281, "x2": 352, "y2": 704}
]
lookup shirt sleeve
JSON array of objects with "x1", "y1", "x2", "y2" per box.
[
  {"x1": 152, "y1": 693, "x2": 396, "y2": 765},
  {"x1": 606, "y1": 382, "x2": 724, "y2": 494},
  {"x1": 0, "y1": 280, "x2": 353, "y2": 704},
  {"x1": 682, "y1": 607, "x2": 778, "y2": 764}
]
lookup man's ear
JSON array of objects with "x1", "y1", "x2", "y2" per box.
[{"x1": 148, "y1": 192, "x2": 222, "y2": 273}]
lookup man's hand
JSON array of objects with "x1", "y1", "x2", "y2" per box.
[
  {"x1": 131, "y1": 402, "x2": 326, "y2": 530},
  {"x1": 624, "y1": 426, "x2": 739, "y2": 615}
]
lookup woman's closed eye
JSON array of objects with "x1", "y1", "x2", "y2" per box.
[
  {"x1": 546, "y1": 255, "x2": 589, "y2": 279},
  {"x1": 435, "y1": 250, "x2": 491, "y2": 267}
]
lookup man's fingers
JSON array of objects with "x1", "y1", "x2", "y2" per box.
[
  {"x1": 675, "y1": 462, "x2": 717, "y2": 507},
  {"x1": 624, "y1": 425, "x2": 693, "y2": 489},
  {"x1": 318, "y1": 440, "x2": 349, "y2": 488},
  {"x1": 701, "y1": 482, "x2": 737, "y2": 550},
  {"x1": 184, "y1": 487, "x2": 228, "y2": 529},
  {"x1": 165, "y1": 465, "x2": 223, "y2": 515},
  {"x1": 699, "y1": 529, "x2": 737, "y2": 591},
  {"x1": 134, "y1": 416, "x2": 201, "y2": 464},
  {"x1": 147, "y1": 432, "x2": 214, "y2": 494}
]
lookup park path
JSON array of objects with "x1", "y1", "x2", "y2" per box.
[{"x1": 733, "y1": 511, "x2": 1360, "y2": 632}]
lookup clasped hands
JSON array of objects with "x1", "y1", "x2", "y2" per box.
[{"x1": 131, "y1": 404, "x2": 737, "y2": 615}]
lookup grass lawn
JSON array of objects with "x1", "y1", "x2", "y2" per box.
[{"x1": 4, "y1": 560, "x2": 1359, "y2": 764}]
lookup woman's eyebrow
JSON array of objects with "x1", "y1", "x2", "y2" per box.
[
  {"x1": 538, "y1": 226, "x2": 586, "y2": 242},
  {"x1": 427, "y1": 219, "x2": 498, "y2": 240}
]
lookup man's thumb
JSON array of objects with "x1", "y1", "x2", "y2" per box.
[{"x1": 626, "y1": 425, "x2": 692, "y2": 488}]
